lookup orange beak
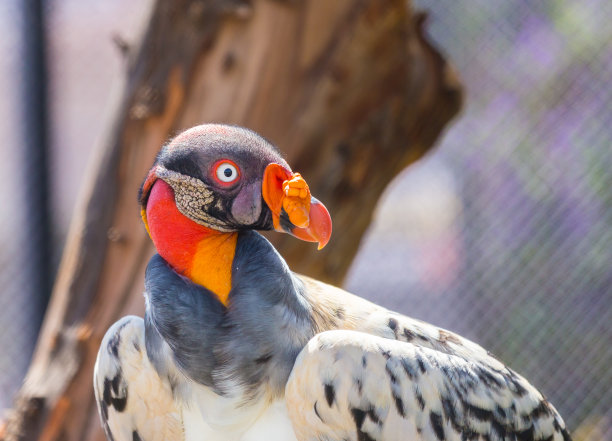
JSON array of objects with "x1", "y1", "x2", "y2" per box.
[{"x1": 262, "y1": 163, "x2": 332, "y2": 250}]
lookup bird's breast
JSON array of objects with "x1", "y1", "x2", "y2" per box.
[{"x1": 182, "y1": 384, "x2": 297, "y2": 441}]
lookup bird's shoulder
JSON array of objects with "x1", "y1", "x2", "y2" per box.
[
  {"x1": 94, "y1": 316, "x2": 183, "y2": 441},
  {"x1": 298, "y1": 274, "x2": 497, "y2": 366}
]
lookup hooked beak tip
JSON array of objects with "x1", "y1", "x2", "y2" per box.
[
  {"x1": 262, "y1": 163, "x2": 332, "y2": 249},
  {"x1": 310, "y1": 198, "x2": 332, "y2": 250}
]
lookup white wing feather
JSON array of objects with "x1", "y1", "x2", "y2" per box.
[
  {"x1": 94, "y1": 316, "x2": 184, "y2": 441},
  {"x1": 286, "y1": 330, "x2": 570, "y2": 441}
]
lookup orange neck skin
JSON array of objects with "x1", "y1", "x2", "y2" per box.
[{"x1": 145, "y1": 179, "x2": 237, "y2": 306}]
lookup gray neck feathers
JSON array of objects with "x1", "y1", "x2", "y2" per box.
[{"x1": 144, "y1": 231, "x2": 314, "y2": 399}]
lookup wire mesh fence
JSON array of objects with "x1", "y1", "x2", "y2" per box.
[
  {"x1": 0, "y1": 1, "x2": 609, "y2": 440},
  {"x1": 348, "y1": 1, "x2": 612, "y2": 439},
  {"x1": 0, "y1": 0, "x2": 49, "y2": 412}
]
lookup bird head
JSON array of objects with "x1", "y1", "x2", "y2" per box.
[{"x1": 139, "y1": 124, "x2": 332, "y2": 249}]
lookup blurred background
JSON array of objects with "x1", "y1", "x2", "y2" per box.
[{"x1": 0, "y1": 1, "x2": 610, "y2": 440}]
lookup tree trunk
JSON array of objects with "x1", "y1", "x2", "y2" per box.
[{"x1": 2, "y1": 0, "x2": 461, "y2": 440}]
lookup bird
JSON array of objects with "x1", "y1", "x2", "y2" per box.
[{"x1": 94, "y1": 124, "x2": 572, "y2": 441}]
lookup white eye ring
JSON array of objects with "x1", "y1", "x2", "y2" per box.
[{"x1": 216, "y1": 162, "x2": 239, "y2": 183}]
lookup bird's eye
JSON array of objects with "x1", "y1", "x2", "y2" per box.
[{"x1": 214, "y1": 160, "x2": 240, "y2": 185}]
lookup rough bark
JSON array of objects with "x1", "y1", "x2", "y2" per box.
[{"x1": 1, "y1": 0, "x2": 462, "y2": 440}]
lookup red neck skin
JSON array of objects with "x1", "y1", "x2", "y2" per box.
[
  {"x1": 146, "y1": 180, "x2": 217, "y2": 274},
  {"x1": 145, "y1": 180, "x2": 238, "y2": 306}
]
